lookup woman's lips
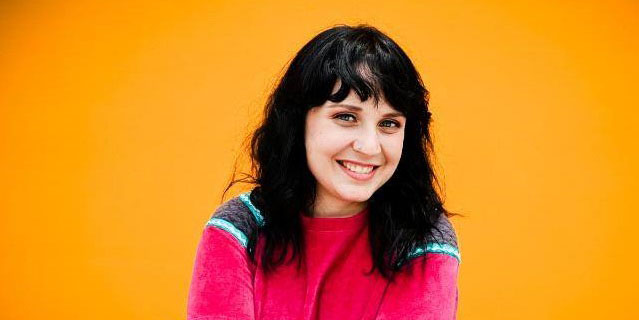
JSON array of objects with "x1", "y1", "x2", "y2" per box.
[{"x1": 336, "y1": 160, "x2": 379, "y2": 181}]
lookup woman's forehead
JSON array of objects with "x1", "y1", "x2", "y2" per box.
[{"x1": 330, "y1": 88, "x2": 398, "y2": 112}]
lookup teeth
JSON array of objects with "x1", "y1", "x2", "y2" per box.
[{"x1": 341, "y1": 161, "x2": 374, "y2": 174}]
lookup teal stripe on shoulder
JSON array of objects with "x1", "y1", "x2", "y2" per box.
[
  {"x1": 408, "y1": 242, "x2": 462, "y2": 264},
  {"x1": 239, "y1": 190, "x2": 265, "y2": 227},
  {"x1": 206, "y1": 217, "x2": 249, "y2": 248}
]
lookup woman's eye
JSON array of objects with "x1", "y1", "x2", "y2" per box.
[
  {"x1": 335, "y1": 113, "x2": 356, "y2": 122},
  {"x1": 335, "y1": 114, "x2": 401, "y2": 129},
  {"x1": 380, "y1": 120, "x2": 401, "y2": 128}
]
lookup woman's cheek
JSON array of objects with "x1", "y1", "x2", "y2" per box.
[
  {"x1": 382, "y1": 136, "x2": 403, "y2": 159},
  {"x1": 324, "y1": 127, "x2": 351, "y2": 146}
]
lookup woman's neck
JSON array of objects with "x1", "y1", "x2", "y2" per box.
[{"x1": 306, "y1": 194, "x2": 368, "y2": 218}]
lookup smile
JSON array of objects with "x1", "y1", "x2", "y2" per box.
[{"x1": 336, "y1": 160, "x2": 380, "y2": 181}]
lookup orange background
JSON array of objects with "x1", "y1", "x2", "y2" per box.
[{"x1": 1, "y1": 0, "x2": 637, "y2": 319}]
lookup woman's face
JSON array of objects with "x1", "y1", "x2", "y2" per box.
[{"x1": 304, "y1": 81, "x2": 406, "y2": 216}]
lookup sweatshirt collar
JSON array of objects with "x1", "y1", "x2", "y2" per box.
[{"x1": 300, "y1": 206, "x2": 369, "y2": 231}]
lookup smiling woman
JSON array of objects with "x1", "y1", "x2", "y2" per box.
[
  {"x1": 187, "y1": 24, "x2": 462, "y2": 320},
  {"x1": 305, "y1": 80, "x2": 405, "y2": 217}
]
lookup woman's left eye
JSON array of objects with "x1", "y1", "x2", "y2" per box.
[{"x1": 380, "y1": 120, "x2": 400, "y2": 128}]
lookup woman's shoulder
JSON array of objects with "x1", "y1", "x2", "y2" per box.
[
  {"x1": 405, "y1": 213, "x2": 461, "y2": 265},
  {"x1": 204, "y1": 190, "x2": 265, "y2": 248}
]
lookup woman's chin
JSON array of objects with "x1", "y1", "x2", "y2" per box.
[{"x1": 336, "y1": 188, "x2": 373, "y2": 203}]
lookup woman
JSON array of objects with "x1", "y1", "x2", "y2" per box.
[{"x1": 187, "y1": 24, "x2": 461, "y2": 320}]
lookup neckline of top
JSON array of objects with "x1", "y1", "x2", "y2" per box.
[{"x1": 300, "y1": 206, "x2": 370, "y2": 231}]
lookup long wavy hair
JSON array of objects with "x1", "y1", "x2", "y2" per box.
[{"x1": 223, "y1": 24, "x2": 460, "y2": 281}]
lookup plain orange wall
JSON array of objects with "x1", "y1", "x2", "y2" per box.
[{"x1": 1, "y1": 0, "x2": 637, "y2": 319}]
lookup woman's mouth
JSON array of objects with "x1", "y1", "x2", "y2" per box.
[{"x1": 336, "y1": 160, "x2": 379, "y2": 181}]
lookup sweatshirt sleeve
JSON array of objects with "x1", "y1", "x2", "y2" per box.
[
  {"x1": 377, "y1": 253, "x2": 460, "y2": 320},
  {"x1": 376, "y1": 211, "x2": 461, "y2": 320},
  {"x1": 187, "y1": 225, "x2": 255, "y2": 320}
]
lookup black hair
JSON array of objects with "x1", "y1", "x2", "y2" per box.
[{"x1": 223, "y1": 23, "x2": 461, "y2": 281}]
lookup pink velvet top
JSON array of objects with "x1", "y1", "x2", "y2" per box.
[{"x1": 187, "y1": 192, "x2": 461, "y2": 320}]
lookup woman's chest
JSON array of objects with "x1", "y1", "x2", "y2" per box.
[{"x1": 252, "y1": 230, "x2": 390, "y2": 320}]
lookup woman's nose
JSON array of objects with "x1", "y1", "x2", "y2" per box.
[{"x1": 353, "y1": 127, "x2": 381, "y2": 155}]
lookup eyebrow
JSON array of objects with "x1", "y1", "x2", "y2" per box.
[{"x1": 329, "y1": 104, "x2": 405, "y2": 118}]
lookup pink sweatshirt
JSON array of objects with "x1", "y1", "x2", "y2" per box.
[{"x1": 187, "y1": 191, "x2": 461, "y2": 320}]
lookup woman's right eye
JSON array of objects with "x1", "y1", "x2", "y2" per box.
[{"x1": 335, "y1": 113, "x2": 356, "y2": 122}]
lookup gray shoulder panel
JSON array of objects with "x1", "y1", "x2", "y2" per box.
[
  {"x1": 405, "y1": 213, "x2": 461, "y2": 264},
  {"x1": 205, "y1": 193, "x2": 260, "y2": 248},
  {"x1": 426, "y1": 213, "x2": 459, "y2": 248}
]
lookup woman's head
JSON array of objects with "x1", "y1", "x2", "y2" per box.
[
  {"x1": 304, "y1": 78, "x2": 405, "y2": 215},
  {"x1": 254, "y1": 24, "x2": 431, "y2": 209},
  {"x1": 225, "y1": 24, "x2": 450, "y2": 279}
]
